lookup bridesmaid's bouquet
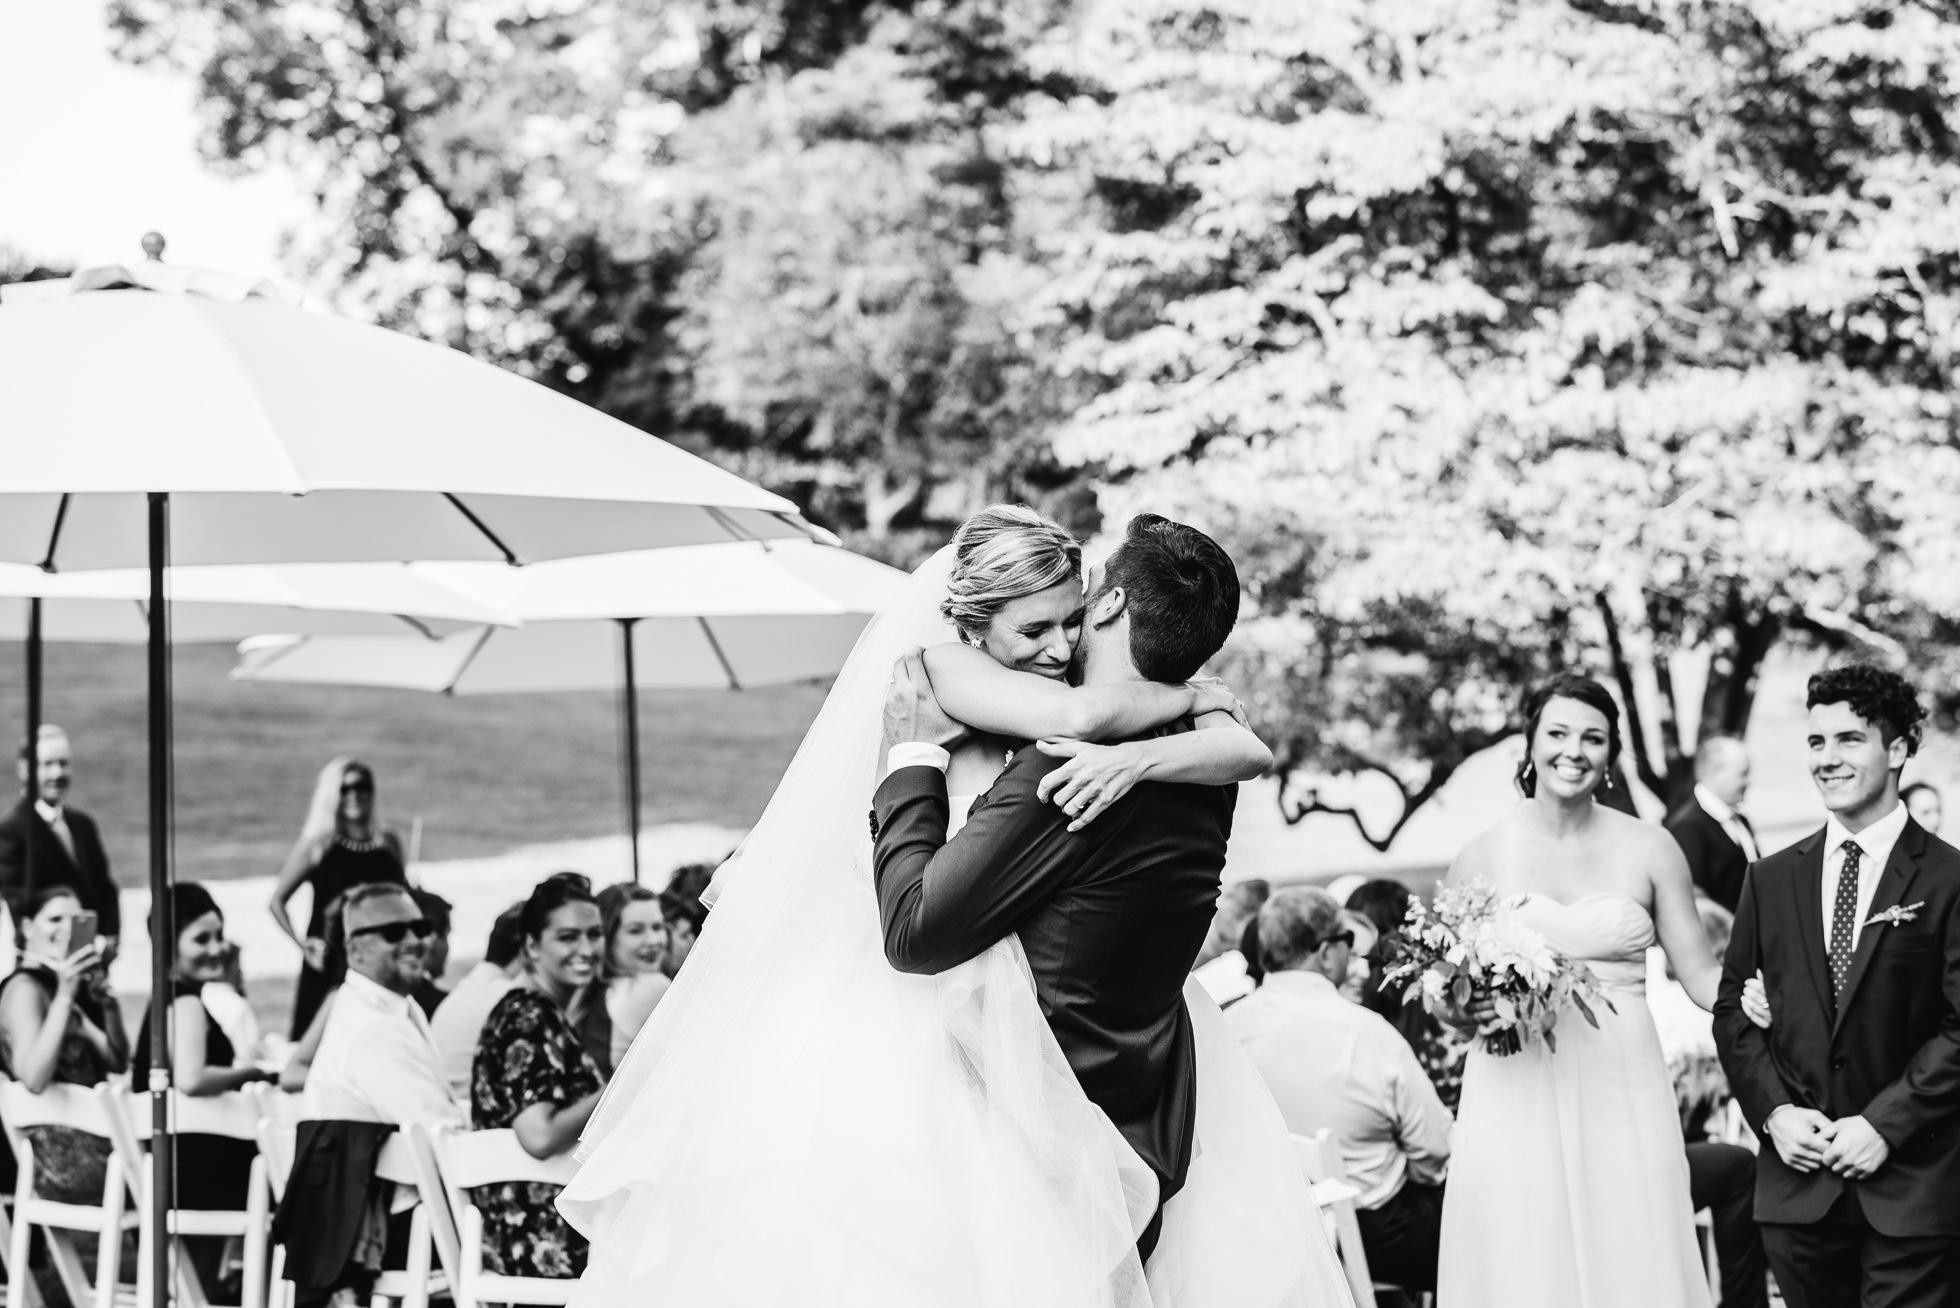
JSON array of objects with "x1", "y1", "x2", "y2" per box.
[{"x1": 1383, "y1": 878, "x2": 1612, "y2": 1057}]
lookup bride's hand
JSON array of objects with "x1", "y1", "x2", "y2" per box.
[
  {"x1": 1035, "y1": 739, "x2": 1150, "y2": 831},
  {"x1": 1743, "y1": 970, "x2": 1773, "y2": 1029},
  {"x1": 1187, "y1": 676, "x2": 1247, "y2": 726}
]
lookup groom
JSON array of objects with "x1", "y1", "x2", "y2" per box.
[
  {"x1": 1714, "y1": 664, "x2": 1960, "y2": 1307},
  {"x1": 870, "y1": 513, "x2": 1242, "y2": 1259}
]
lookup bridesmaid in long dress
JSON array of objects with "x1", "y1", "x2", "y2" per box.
[
  {"x1": 1435, "y1": 675, "x2": 1724, "y2": 1308},
  {"x1": 268, "y1": 757, "x2": 408, "y2": 1036}
]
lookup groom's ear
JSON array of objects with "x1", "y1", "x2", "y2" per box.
[{"x1": 1089, "y1": 584, "x2": 1127, "y2": 628}]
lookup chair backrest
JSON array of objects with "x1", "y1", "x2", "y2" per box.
[
  {"x1": 1291, "y1": 1130, "x2": 1377, "y2": 1308},
  {"x1": 433, "y1": 1129, "x2": 580, "y2": 1192},
  {"x1": 0, "y1": 1081, "x2": 120, "y2": 1138},
  {"x1": 115, "y1": 1087, "x2": 262, "y2": 1144}
]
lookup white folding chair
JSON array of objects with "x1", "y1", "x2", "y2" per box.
[
  {"x1": 0, "y1": 1086, "x2": 46, "y2": 1308},
  {"x1": 256, "y1": 1122, "x2": 441, "y2": 1308},
  {"x1": 1291, "y1": 1130, "x2": 1377, "y2": 1308},
  {"x1": 0, "y1": 1080, "x2": 137, "y2": 1308},
  {"x1": 425, "y1": 1127, "x2": 580, "y2": 1308},
  {"x1": 103, "y1": 1086, "x2": 269, "y2": 1308}
]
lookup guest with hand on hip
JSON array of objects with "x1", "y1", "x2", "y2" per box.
[
  {"x1": 270, "y1": 758, "x2": 408, "y2": 1038},
  {"x1": 471, "y1": 874, "x2": 607, "y2": 1279}
]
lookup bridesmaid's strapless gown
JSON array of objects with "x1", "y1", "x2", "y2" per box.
[{"x1": 1436, "y1": 893, "x2": 1711, "y2": 1308}]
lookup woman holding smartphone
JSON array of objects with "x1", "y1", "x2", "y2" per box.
[{"x1": 0, "y1": 886, "x2": 127, "y2": 1202}]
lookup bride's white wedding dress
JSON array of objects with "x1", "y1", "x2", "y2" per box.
[
  {"x1": 557, "y1": 549, "x2": 1348, "y2": 1307},
  {"x1": 1437, "y1": 892, "x2": 1712, "y2": 1307}
]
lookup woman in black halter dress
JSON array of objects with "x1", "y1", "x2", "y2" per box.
[{"x1": 269, "y1": 758, "x2": 407, "y2": 1036}]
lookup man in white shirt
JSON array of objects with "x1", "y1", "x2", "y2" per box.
[
  {"x1": 430, "y1": 902, "x2": 526, "y2": 1097},
  {"x1": 303, "y1": 882, "x2": 465, "y2": 1128},
  {"x1": 1226, "y1": 886, "x2": 1452, "y2": 1294}
]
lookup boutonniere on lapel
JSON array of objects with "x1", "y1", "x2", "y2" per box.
[{"x1": 1864, "y1": 902, "x2": 1927, "y2": 929}]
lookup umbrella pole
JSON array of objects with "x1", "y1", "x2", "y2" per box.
[
  {"x1": 24, "y1": 599, "x2": 41, "y2": 906},
  {"x1": 619, "y1": 619, "x2": 642, "y2": 883},
  {"x1": 147, "y1": 492, "x2": 175, "y2": 1306}
]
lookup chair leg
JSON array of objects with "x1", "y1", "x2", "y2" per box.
[
  {"x1": 5, "y1": 1172, "x2": 32, "y2": 1308},
  {"x1": 44, "y1": 1233, "x2": 95, "y2": 1308},
  {"x1": 94, "y1": 1156, "x2": 127, "y2": 1308},
  {"x1": 400, "y1": 1209, "x2": 432, "y2": 1308}
]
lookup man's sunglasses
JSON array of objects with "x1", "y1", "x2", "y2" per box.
[
  {"x1": 1312, "y1": 929, "x2": 1355, "y2": 952},
  {"x1": 341, "y1": 780, "x2": 374, "y2": 795},
  {"x1": 348, "y1": 917, "x2": 434, "y2": 944}
]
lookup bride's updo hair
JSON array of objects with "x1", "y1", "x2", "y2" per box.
[
  {"x1": 1515, "y1": 673, "x2": 1623, "y2": 797},
  {"x1": 940, "y1": 505, "x2": 1081, "y2": 644}
]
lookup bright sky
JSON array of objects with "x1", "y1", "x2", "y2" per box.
[{"x1": 0, "y1": 0, "x2": 306, "y2": 273}]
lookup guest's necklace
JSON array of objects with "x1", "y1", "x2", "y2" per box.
[{"x1": 337, "y1": 831, "x2": 385, "y2": 853}]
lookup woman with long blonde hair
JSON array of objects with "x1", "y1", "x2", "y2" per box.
[{"x1": 269, "y1": 756, "x2": 407, "y2": 1036}]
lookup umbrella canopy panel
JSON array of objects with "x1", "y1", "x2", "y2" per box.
[
  {"x1": 0, "y1": 562, "x2": 503, "y2": 641},
  {"x1": 0, "y1": 292, "x2": 811, "y2": 570},
  {"x1": 234, "y1": 612, "x2": 877, "y2": 694}
]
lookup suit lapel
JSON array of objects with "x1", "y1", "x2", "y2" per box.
[
  {"x1": 1787, "y1": 829, "x2": 1834, "y2": 1023},
  {"x1": 1831, "y1": 820, "x2": 1925, "y2": 1039}
]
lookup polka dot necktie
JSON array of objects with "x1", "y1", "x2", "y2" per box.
[{"x1": 1829, "y1": 840, "x2": 1862, "y2": 1001}]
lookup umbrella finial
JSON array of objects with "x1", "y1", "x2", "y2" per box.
[{"x1": 140, "y1": 232, "x2": 167, "y2": 262}]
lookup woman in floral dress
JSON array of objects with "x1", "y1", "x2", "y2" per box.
[{"x1": 471, "y1": 873, "x2": 607, "y2": 1279}]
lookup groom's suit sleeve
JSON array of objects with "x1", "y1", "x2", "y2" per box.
[
  {"x1": 871, "y1": 750, "x2": 1084, "y2": 975},
  {"x1": 1714, "y1": 866, "x2": 1795, "y2": 1133}
]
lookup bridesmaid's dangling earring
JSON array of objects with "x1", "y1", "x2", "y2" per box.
[{"x1": 1603, "y1": 770, "x2": 1616, "y2": 793}]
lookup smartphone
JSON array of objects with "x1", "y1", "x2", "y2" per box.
[{"x1": 67, "y1": 911, "x2": 99, "y2": 958}]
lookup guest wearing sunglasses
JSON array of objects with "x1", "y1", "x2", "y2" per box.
[
  {"x1": 1226, "y1": 886, "x2": 1452, "y2": 1300},
  {"x1": 301, "y1": 882, "x2": 463, "y2": 1127},
  {"x1": 271, "y1": 758, "x2": 409, "y2": 1038},
  {"x1": 470, "y1": 873, "x2": 607, "y2": 1279}
]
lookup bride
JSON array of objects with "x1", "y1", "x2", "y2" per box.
[{"x1": 559, "y1": 505, "x2": 1349, "y2": 1306}]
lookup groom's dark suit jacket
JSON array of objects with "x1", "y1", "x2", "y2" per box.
[
  {"x1": 1713, "y1": 819, "x2": 1960, "y2": 1236},
  {"x1": 871, "y1": 747, "x2": 1235, "y2": 1221}
]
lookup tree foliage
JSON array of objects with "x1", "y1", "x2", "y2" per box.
[
  {"x1": 109, "y1": 0, "x2": 1960, "y2": 844},
  {"x1": 1003, "y1": 0, "x2": 1960, "y2": 842}
]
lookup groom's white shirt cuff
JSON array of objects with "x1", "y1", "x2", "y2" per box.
[{"x1": 886, "y1": 743, "x2": 951, "y2": 778}]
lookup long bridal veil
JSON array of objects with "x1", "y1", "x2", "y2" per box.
[{"x1": 559, "y1": 546, "x2": 1156, "y2": 1307}]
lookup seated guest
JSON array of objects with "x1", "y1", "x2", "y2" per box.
[
  {"x1": 201, "y1": 939, "x2": 264, "y2": 1067},
  {"x1": 0, "y1": 886, "x2": 127, "y2": 1202},
  {"x1": 280, "y1": 891, "x2": 352, "y2": 1094},
  {"x1": 588, "y1": 883, "x2": 672, "y2": 1072},
  {"x1": 1190, "y1": 879, "x2": 1270, "y2": 1003},
  {"x1": 1347, "y1": 878, "x2": 1470, "y2": 1114},
  {"x1": 432, "y1": 902, "x2": 525, "y2": 1096},
  {"x1": 471, "y1": 875, "x2": 607, "y2": 1279},
  {"x1": 1903, "y1": 779, "x2": 1943, "y2": 833},
  {"x1": 408, "y1": 889, "x2": 453, "y2": 1019},
  {"x1": 1227, "y1": 887, "x2": 1451, "y2": 1295},
  {"x1": 134, "y1": 883, "x2": 277, "y2": 1290},
  {"x1": 302, "y1": 882, "x2": 463, "y2": 1127},
  {"x1": 657, "y1": 879, "x2": 707, "y2": 978}
]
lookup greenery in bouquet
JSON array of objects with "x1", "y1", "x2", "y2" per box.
[{"x1": 1384, "y1": 879, "x2": 1612, "y2": 1057}]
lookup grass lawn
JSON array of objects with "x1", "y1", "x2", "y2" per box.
[{"x1": 0, "y1": 640, "x2": 829, "y2": 888}]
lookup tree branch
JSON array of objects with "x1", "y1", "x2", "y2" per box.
[
  {"x1": 1274, "y1": 744, "x2": 1492, "y2": 853},
  {"x1": 1595, "y1": 588, "x2": 1667, "y2": 797}
]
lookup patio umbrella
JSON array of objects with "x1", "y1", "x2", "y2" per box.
[
  {"x1": 0, "y1": 257, "x2": 816, "y2": 1301},
  {"x1": 231, "y1": 539, "x2": 908, "y2": 879}
]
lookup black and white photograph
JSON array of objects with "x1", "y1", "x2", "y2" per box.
[{"x1": 2, "y1": 1, "x2": 1958, "y2": 1305}]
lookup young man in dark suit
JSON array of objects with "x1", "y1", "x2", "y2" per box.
[
  {"x1": 1714, "y1": 665, "x2": 1960, "y2": 1308},
  {"x1": 1666, "y1": 733, "x2": 1761, "y2": 912},
  {"x1": 0, "y1": 725, "x2": 122, "y2": 956},
  {"x1": 871, "y1": 513, "x2": 1241, "y2": 1260}
]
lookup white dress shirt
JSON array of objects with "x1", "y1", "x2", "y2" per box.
[
  {"x1": 1694, "y1": 784, "x2": 1760, "y2": 862},
  {"x1": 1821, "y1": 801, "x2": 1910, "y2": 954},
  {"x1": 303, "y1": 971, "x2": 465, "y2": 1126},
  {"x1": 885, "y1": 742, "x2": 952, "y2": 777},
  {"x1": 1226, "y1": 970, "x2": 1452, "y2": 1209},
  {"x1": 429, "y1": 962, "x2": 518, "y2": 1097}
]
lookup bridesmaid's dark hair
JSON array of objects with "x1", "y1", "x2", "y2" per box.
[{"x1": 1515, "y1": 674, "x2": 1622, "y2": 797}]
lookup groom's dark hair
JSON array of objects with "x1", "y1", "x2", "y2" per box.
[
  {"x1": 1095, "y1": 513, "x2": 1239, "y2": 683},
  {"x1": 1807, "y1": 664, "x2": 1924, "y2": 756}
]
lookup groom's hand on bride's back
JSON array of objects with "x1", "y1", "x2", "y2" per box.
[{"x1": 883, "y1": 649, "x2": 969, "y2": 755}]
